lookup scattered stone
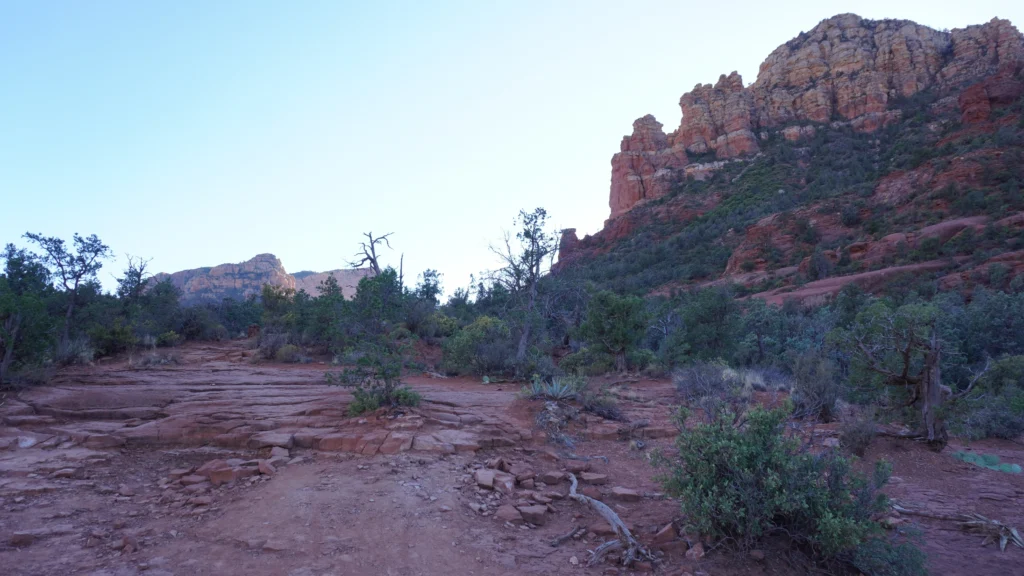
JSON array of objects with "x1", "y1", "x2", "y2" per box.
[
  {"x1": 179, "y1": 475, "x2": 207, "y2": 485},
  {"x1": 50, "y1": 468, "x2": 79, "y2": 479},
  {"x1": 258, "y1": 460, "x2": 277, "y2": 476},
  {"x1": 492, "y1": 471, "x2": 516, "y2": 494},
  {"x1": 474, "y1": 469, "x2": 495, "y2": 489},
  {"x1": 167, "y1": 468, "x2": 193, "y2": 480},
  {"x1": 579, "y1": 472, "x2": 607, "y2": 485},
  {"x1": 269, "y1": 446, "x2": 290, "y2": 459},
  {"x1": 686, "y1": 542, "x2": 705, "y2": 560},
  {"x1": 287, "y1": 456, "x2": 305, "y2": 466},
  {"x1": 517, "y1": 505, "x2": 548, "y2": 525},
  {"x1": 539, "y1": 471, "x2": 565, "y2": 484},
  {"x1": 495, "y1": 504, "x2": 524, "y2": 524},
  {"x1": 565, "y1": 460, "x2": 590, "y2": 473},
  {"x1": 653, "y1": 522, "x2": 676, "y2": 544},
  {"x1": 610, "y1": 486, "x2": 640, "y2": 501}
]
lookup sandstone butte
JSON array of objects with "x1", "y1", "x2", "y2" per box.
[
  {"x1": 605, "y1": 13, "x2": 1024, "y2": 219},
  {"x1": 151, "y1": 253, "x2": 372, "y2": 305}
]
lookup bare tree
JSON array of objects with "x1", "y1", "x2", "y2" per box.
[
  {"x1": 348, "y1": 232, "x2": 393, "y2": 277},
  {"x1": 490, "y1": 208, "x2": 558, "y2": 366},
  {"x1": 24, "y1": 232, "x2": 111, "y2": 344}
]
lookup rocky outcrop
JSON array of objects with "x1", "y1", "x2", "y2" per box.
[
  {"x1": 609, "y1": 115, "x2": 689, "y2": 218},
  {"x1": 292, "y1": 269, "x2": 373, "y2": 298},
  {"x1": 153, "y1": 255, "x2": 369, "y2": 304},
  {"x1": 607, "y1": 14, "x2": 1024, "y2": 218},
  {"x1": 153, "y1": 254, "x2": 295, "y2": 305}
]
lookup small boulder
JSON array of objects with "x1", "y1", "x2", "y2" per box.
[
  {"x1": 517, "y1": 505, "x2": 548, "y2": 525},
  {"x1": 258, "y1": 460, "x2": 277, "y2": 476},
  {"x1": 565, "y1": 460, "x2": 590, "y2": 473},
  {"x1": 495, "y1": 504, "x2": 524, "y2": 524},
  {"x1": 539, "y1": 471, "x2": 565, "y2": 484},
  {"x1": 685, "y1": 542, "x2": 705, "y2": 560},
  {"x1": 269, "y1": 446, "x2": 290, "y2": 459},
  {"x1": 652, "y1": 522, "x2": 676, "y2": 544},
  {"x1": 579, "y1": 472, "x2": 608, "y2": 485},
  {"x1": 610, "y1": 486, "x2": 640, "y2": 502},
  {"x1": 492, "y1": 471, "x2": 516, "y2": 494},
  {"x1": 474, "y1": 469, "x2": 495, "y2": 489}
]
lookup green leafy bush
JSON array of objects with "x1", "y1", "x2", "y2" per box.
[
  {"x1": 952, "y1": 387, "x2": 1024, "y2": 440},
  {"x1": 559, "y1": 347, "x2": 615, "y2": 376},
  {"x1": 88, "y1": 318, "x2": 137, "y2": 357},
  {"x1": 156, "y1": 331, "x2": 182, "y2": 348},
  {"x1": 327, "y1": 341, "x2": 421, "y2": 416},
  {"x1": 440, "y1": 316, "x2": 514, "y2": 375},
  {"x1": 659, "y1": 404, "x2": 905, "y2": 565},
  {"x1": 275, "y1": 344, "x2": 301, "y2": 363}
]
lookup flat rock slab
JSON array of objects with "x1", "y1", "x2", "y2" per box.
[
  {"x1": 611, "y1": 486, "x2": 640, "y2": 501},
  {"x1": 247, "y1": 432, "x2": 294, "y2": 449},
  {"x1": 579, "y1": 472, "x2": 608, "y2": 485},
  {"x1": 517, "y1": 505, "x2": 548, "y2": 525}
]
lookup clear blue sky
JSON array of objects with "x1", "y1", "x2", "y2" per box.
[{"x1": 2, "y1": 0, "x2": 1021, "y2": 295}]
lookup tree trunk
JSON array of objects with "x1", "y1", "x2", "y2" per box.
[
  {"x1": 62, "y1": 297, "x2": 75, "y2": 346},
  {"x1": 516, "y1": 275, "x2": 539, "y2": 365},
  {"x1": 920, "y1": 331, "x2": 948, "y2": 451},
  {"x1": 1, "y1": 314, "x2": 21, "y2": 384}
]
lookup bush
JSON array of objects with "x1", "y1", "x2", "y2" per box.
[
  {"x1": 626, "y1": 348, "x2": 656, "y2": 371},
  {"x1": 951, "y1": 388, "x2": 1024, "y2": 440},
  {"x1": 851, "y1": 534, "x2": 929, "y2": 576},
  {"x1": 673, "y1": 362, "x2": 747, "y2": 422},
  {"x1": 327, "y1": 340, "x2": 421, "y2": 416},
  {"x1": 791, "y1": 351, "x2": 841, "y2": 421},
  {"x1": 275, "y1": 344, "x2": 301, "y2": 363},
  {"x1": 659, "y1": 404, "x2": 905, "y2": 565},
  {"x1": 54, "y1": 336, "x2": 94, "y2": 366},
  {"x1": 257, "y1": 332, "x2": 289, "y2": 361},
  {"x1": 559, "y1": 348, "x2": 615, "y2": 376},
  {"x1": 89, "y1": 319, "x2": 137, "y2": 357},
  {"x1": 440, "y1": 316, "x2": 514, "y2": 376},
  {"x1": 156, "y1": 330, "x2": 182, "y2": 348},
  {"x1": 840, "y1": 415, "x2": 878, "y2": 457},
  {"x1": 952, "y1": 451, "x2": 1023, "y2": 474}
]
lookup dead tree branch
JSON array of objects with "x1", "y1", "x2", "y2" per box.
[{"x1": 568, "y1": 473, "x2": 654, "y2": 567}]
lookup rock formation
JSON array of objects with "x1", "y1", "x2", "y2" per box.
[
  {"x1": 292, "y1": 269, "x2": 373, "y2": 298},
  {"x1": 607, "y1": 14, "x2": 1024, "y2": 218},
  {"x1": 153, "y1": 254, "x2": 369, "y2": 305},
  {"x1": 608, "y1": 115, "x2": 689, "y2": 218}
]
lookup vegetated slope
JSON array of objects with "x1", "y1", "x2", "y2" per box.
[{"x1": 557, "y1": 14, "x2": 1024, "y2": 303}]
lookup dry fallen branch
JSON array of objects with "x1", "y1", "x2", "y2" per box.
[
  {"x1": 892, "y1": 504, "x2": 1024, "y2": 552},
  {"x1": 568, "y1": 473, "x2": 654, "y2": 567},
  {"x1": 550, "y1": 525, "x2": 585, "y2": 547}
]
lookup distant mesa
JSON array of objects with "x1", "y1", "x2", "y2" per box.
[{"x1": 152, "y1": 253, "x2": 372, "y2": 305}]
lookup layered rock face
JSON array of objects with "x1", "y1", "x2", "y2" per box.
[
  {"x1": 292, "y1": 269, "x2": 373, "y2": 299},
  {"x1": 607, "y1": 14, "x2": 1024, "y2": 218},
  {"x1": 608, "y1": 115, "x2": 689, "y2": 218},
  {"x1": 153, "y1": 254, "x2": 368, "y2": 305}
]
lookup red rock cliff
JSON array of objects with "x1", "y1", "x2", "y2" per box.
[{"x1": 607, "y1": 14, "x2": 1024, "y2": 218}]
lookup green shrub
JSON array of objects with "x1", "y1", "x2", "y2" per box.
[
  {"x1": 327, "y1": 340, "x2": 421, "y2": 416},
  {"x1": 275, "y1": 344, "x2": 301, "y2": 363},
  {"x1": 257, "y1": 332, "x2": 288, "y2": 360},
  {"x1": 520, "y1": 374, "x2": 586, "y2": 401},
  {"x1": 626, "y1": 348, "x2": 656, "y2": 371},
  {"x1": 88, "y1": 319, "x2": 137, "y2": 357},
  {"x1": 851, "y1": 533, "x2": 929, "y2": 576},
  {"x1": 952, "y1": 387, "x2": 1024, "y2": 440},
  {"x1": 440, "y1": 316, "x2": 514, "y2": 375},
  {"x1": 840, "y1": 416, "x2": 878, "y2": 457},
  {"x1": 559, "y1": 348, "x2": 615, "y2": 376},
  {"x1": 659, "y1": 404, "x2": 901, "y2": 564},
  {"x1": 791, "y1": 351, "x2": 841, "y2": 422},
  {"x1": 156, "y1": 331, "x2": 182, "y2": 348}
]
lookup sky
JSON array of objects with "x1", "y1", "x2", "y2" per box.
[{"x1": 2, "y1": 0, "x2": 1022, "y2": 297}]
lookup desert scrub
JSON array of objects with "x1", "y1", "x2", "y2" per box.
[
  {"x1": 326, "y1": 341, "x2": 421, "y2": 416},
  {"x1": 275, "y1": 344, "x2": 301, "y2": 363},
  {"x1": 658, "y1": 404, "x2": 925, "y2": 573}
]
